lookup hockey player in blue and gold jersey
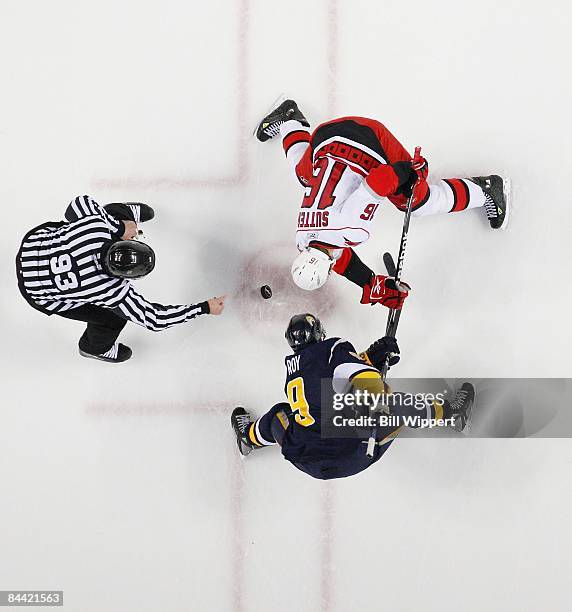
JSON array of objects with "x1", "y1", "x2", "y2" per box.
[{"x1": 231, "y1": 313, "x2": 475, "y2": 480}]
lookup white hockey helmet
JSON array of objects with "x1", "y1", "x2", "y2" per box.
[{"x1": 291, "y1": 247, "x2": 334, "y2": 291}]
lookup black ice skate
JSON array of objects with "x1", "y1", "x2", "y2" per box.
[
  {"x1": 447, "y1": 382, "x2": 476, "y2": 433},
  {"x1": 79, "y1": 342, "x2": 132, "y2": 363},
  {"x1": 255, "y1": 98, "x2": 309, "y2": 142},
  {"x1": 470, "y1": 175, "x2": 511, "y2": 230},
  {"x1": 231, "y1": 407, "x2": 256, "y2": 456}
]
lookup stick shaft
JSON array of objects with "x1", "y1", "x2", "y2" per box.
[{"x1": 366, "y1": 148, "x2": 422, "y2": 457}]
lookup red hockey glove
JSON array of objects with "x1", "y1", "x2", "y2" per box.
[
  {"x1": 360, "y1": 275, "x2": 410, "y2": 309},
  {"x1": 367, "y1": 158, "x2": 429, "y2": 198}
]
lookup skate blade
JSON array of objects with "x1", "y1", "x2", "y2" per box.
[
  {"x1": 498, "y1": 177, "x2": 512, "y2": 231},
  {"x1": 238, "y1": 442, "x2": 252, "y2": 457},
  {"x1": 461, "y1": 389, "x2": 477, "y2": 436},
  {"x1": 252, "y1": 93, "x2": 287, "y2": 137}
]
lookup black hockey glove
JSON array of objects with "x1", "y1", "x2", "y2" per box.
[
  {"x1": 392, "y1": 158, "x2": 429, "y2": 198},
  {"x1": 365, "y1": 336, "x2": 400, "y2": 369}
]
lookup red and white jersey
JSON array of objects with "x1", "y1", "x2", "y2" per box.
[
  {"x1": 280, "y1": 116, "x2": 412, "y2": 254},
  {"x1": 296, "y1": 153, "x2": 383, "y2": 252},
  {"x1": 280, "y1": 115, "x2": 488, "y2": 266}
]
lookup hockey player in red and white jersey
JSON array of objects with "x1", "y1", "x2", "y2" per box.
[{"x1": 255, "y1": 98, "x2": 510, "y2": 309}]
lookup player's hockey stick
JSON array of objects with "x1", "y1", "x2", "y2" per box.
[
  {"x1": 383, "y1": 251, "x2": 397, "y2": 277},
  {"x1": 366, "y1": 147, "x2": 423, "y2": 457},
  {"x1": 382, "y1": 252, "x2": 401, "y2": 362},
  {"x1": 363, "y1": 253, "x2": 400, "y2": 456}
]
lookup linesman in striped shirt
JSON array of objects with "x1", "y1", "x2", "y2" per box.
[{"x1": 16, "y1": 195, "x2": 226, "y2": 363}]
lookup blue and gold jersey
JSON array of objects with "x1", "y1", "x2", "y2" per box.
[
  {"x1": 277, "y1": 337, "x2": 402, "y2": 479},
  {"x1": 282, "y1": 337, "x2": 378, "y2": 441}
]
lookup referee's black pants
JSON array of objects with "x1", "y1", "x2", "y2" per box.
[{"x1": 57, "y1": 305, "x2": 128, "y2": 355}]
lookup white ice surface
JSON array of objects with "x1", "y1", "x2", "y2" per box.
[{"x1": 1, "y1": 0, "x2": 572, "y2": 610}]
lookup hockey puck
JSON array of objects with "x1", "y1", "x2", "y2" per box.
[{"x1": 260, "y1": 285, "x2": 272, "y2": 299}]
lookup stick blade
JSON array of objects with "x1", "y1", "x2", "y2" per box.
[{"x1": 383, "y1": 252, "x2": 396, "y2": 277}]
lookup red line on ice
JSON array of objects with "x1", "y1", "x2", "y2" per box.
[
  {"x1": 321, "y1": 482, "x2": 335, "y2": 612},
  {"x1": 327, "y1": 0, "x2": 339, "y2": 119},
  {"x1": 85, "y1": 401, "x2": 226, "y2": 416},
  {"x1": 231, "y1": 454, "x2": 247, "y2": 612},
  {"x1": 320, "y1": 2, "x2": 338, "y2": 610},
  {"x1": 87, "y1": 2, "x2": 340, "y2": 610}
]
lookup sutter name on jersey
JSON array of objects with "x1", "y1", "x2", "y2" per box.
[{"x1": 297, "y1": 210, "x2": 330, "y2": 229}]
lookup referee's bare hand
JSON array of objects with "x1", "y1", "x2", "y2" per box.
[
  {"x1": 122, "y1": 221, "x2": 138, "y2": 240},
  {"x1": 207, "y1": 296, "x2": 226, "y2": 315}
]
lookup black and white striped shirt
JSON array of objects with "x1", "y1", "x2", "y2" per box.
[{"x1": 16, "y1": 195, "x2": 208, "y2": 330}]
